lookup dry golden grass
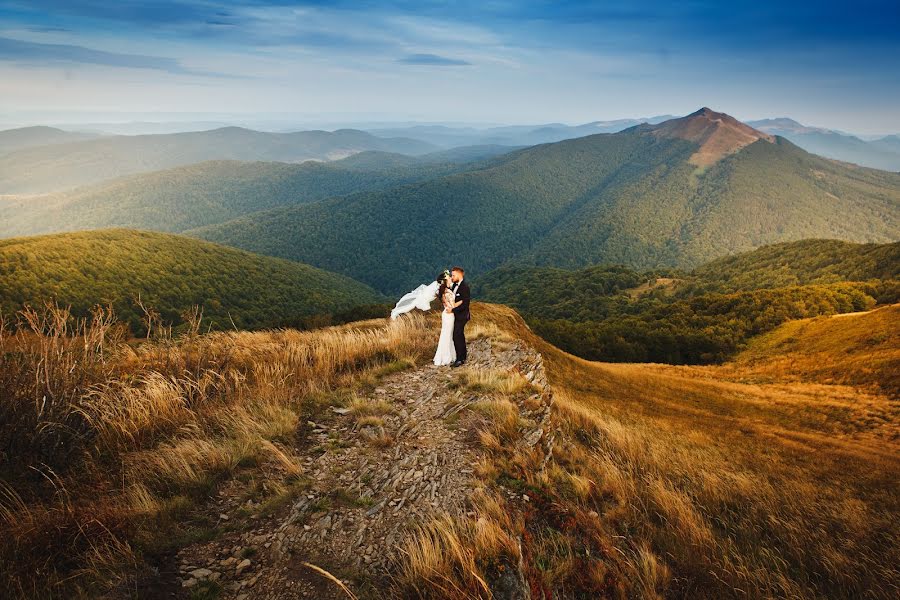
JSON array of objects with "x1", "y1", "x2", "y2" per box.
[
  {"x1": 395, "y1": 492, "x2": 523, "y2": 599},
  {"x1": 347, "y1": 396, "x2": 394, "y2": 419},
  {"x1": 475, "y1": 302, "x2": 900, "y2": 599},
  {"x1": 0, "y1": 305, "x2": 436, "y2": 597},
  {"x1": 452, "y1": 367, "x2": 532, "y2": 396},
  {"x1": 3, "y1": 301, "x2": 897, "y2": 599},
  {"x1": 728, "y1": 303, "x2": 900, "y2": 397}
]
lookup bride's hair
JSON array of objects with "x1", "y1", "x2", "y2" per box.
[{"x1": 436, "y1": 270, "x2": 450, "y2": 298}]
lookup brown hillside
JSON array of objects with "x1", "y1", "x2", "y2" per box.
[
  {"x1": 645, "y1": 107, "x2": 775, "y2": 166},
  {"x1": 727, "y1": 304, "x2": 900, "y2": 397}
]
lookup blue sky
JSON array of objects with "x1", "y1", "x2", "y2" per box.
[{"x1": 1, "y1": 1, "x2": 898, "y2": 133}]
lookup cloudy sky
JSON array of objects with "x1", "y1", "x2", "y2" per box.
[{"x1": 1, "y1": 1, "x2": 898, "y2": 133}]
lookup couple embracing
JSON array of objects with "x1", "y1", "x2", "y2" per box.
[
  {"x1": 389, "y1": 266, "x2": 470, "y2": 368},
  {"x1": 433, "y1": 266, "x2": 470, "y2": 368}
]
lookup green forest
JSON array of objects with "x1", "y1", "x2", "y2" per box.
[
  {"x1": 475, "y1": 240, "x2": 900, "y2": 364},
  {"x1": 0, "y1": 229, "x2": 385, "y2": 334}
]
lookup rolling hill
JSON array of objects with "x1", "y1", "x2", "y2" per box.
[
  {"x1": 193, "y1": 108, "x2": 900, "y2": 294},
  {"x1": 0, "y1": 156, "x2": 480, "y2": 238},
  {"x1": 0, "y1": 127, "x2": 437, "y2": 194},
  {"x1": 0, "y1": 125, "x2": 100, "y2": 156},
  {"x1": 729, "y1": 303, "x2": 900, "y2": 396},
  {"x1": 0, "y1": 229, "x2": 384, "y2": 333}
]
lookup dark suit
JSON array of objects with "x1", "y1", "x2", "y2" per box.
[{"x1": 451, "y1": 280, "x2": 471, "y2": 362}]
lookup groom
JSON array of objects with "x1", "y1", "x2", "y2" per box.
[{"x1": 449, "y1": 266, "x2": 470, "y2": 368}]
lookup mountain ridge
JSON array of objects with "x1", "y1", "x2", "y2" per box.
[
  {"x1": 748, "y1": 117, "x2": 900, "y2": 170},
  {"x1": 0, "y1": 125, "x2": 100, "y2": 156}
]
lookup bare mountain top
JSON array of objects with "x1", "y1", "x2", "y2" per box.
[{"x1": 644, "y1": 107, "x2": 775, "y2": 166}]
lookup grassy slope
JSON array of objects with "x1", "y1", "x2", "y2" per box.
[
  {"x1": 0, "y1": 305, "x2": 437, "y2": 598},
  {"x1": 193, "y1": 130, "x2": 900, "y2": 295},
  {"x1": 479, "y1": 302, "x2": 899, "y2": 599},
  {"x1": 727, "y1": 304, "x2": 900, "y2": 396},
  {"x1": 0, "y1": 229, "x2": 384, "y2": 332}
]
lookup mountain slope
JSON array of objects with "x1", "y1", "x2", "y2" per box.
[
  {"x1": 0, "y1": 229, "x2": 384, "y2": 332},
  {"x1": 642, "y1": 107, "x2": 774, "y2": 166},
  {"x1": 193, "y1": 108, "x2": 900, "y2": 294},
  {"x1": 0, "y1": 127, "x2": 437, "y2": 194},
  {"x1": 731, "y1": 303, "x2": 900, "y2": 395},
  {"x1": 0, "y1": 157, "x2": 474, "y2": 238},
  {"x1": 0, "y1": 125, "x2": 100, "y2": 156}
]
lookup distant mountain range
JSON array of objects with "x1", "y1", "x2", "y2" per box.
[
  {"x1": 0, "y1": 149, "x2": 509, "y2": 238},
  {"x1": 190, "y1": 108, "x2": 900, "y2": 293},
  {"x1": 366, "y1": 115, "x2": 676, "y2": 148},
  {"x1": 3, "y1": 113, "x2": 897, "y2": 198},
  {"x1": 0, "y1": 229, "x2": 383, "y2": 333},
  {"x1": 0, "y1": 127, "x2": 438, "y2": 194},
  {"x1": 747, "y1": 118, "x2": 900, "y2": 171}
]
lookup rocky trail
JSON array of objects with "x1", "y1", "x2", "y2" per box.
[{"x1": 170, "y1": 331, "x2": 554, "y2": 599}]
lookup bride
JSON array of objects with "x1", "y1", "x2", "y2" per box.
[{"x1": 390, "y1": 270, "x2": 456, "y2": 366}]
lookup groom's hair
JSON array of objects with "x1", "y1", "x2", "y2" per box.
[{"x1": 451, "y1": 266, "x2": 465, "y2": 275}]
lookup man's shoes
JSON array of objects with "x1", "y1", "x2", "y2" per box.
[{"x1": 451, "y1": 360, "x2": 466, "y2": 368}]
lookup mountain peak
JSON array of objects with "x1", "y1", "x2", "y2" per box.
[
  {"x1": 646, "y1": 107, "x2": 774, "y2": 166},
  {"x1": 690, "y1": 106, "x2": 717, "y2": 117}
]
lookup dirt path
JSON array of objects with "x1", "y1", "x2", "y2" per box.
[{"x1": 171, "y1": 332, "x2": 553, "y2": 599}]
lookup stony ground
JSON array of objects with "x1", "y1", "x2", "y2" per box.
[{"x1": 169, "y1": 332, "x2": 553, "y2": 599}]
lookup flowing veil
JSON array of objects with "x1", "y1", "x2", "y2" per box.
[{"x1": 390, "y1": 280, "x2": 440, "y2": 319}]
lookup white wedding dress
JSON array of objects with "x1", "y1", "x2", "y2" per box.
[
  {"x1": 389, "y1": 280, "x2": 455, "y2": 366},
  {"x1": 433, "y1": 289, "x2": 456, "y2": 366}
]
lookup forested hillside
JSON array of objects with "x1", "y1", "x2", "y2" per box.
[
  {"x1": 475, "y1": 240, "x2": 900, "y2": 363},
  {"x1": 688, "y1": 239, "x2": 900, "y2": 292},
  {"x1": 0, "y1": 157, "x2": 474, "y2": 238},
  {"x1": 0, "y1": 229, "x2": 384, "y2": 333},
  {"x1": 192, "y1": 110, "x2": 900, "y2": 294}
]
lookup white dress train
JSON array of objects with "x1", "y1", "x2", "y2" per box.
[
  {"x1": 433, "y1": 289, "x2": 456, "y2": 366},
  {"x1": 388, "y1": 280, "x2": 455, "y2": 366}
]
